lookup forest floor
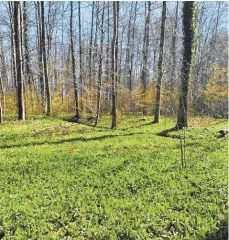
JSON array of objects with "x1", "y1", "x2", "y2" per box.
[{"x1": 0, "y1": 115, "x2": 227, "y2": 239}]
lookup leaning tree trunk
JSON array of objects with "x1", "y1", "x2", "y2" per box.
[
  {"x1": 13, "y1": 1, "x2": 25, "y2": 120},
  {"x1": 176, "y1": 1, "x2": 195, "y2": 129},
  {"x1": 41, "y1": 1, "x2": 51, "y2": 116},
  {"x1": 111, "y1": 1, "x2": 119, "y2": 129},
  {"x1": 153, "y1": 1, "x2": 166, "y2": 123},
  {"x1": 70, "y1": 2, "x2": 79, "y2": 121}
]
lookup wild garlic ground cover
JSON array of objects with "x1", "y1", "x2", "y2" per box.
[{"x1": 0, "y1": 116, "x2": 227, "y2": 239}]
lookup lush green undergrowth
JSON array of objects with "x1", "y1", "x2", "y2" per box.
[{"x1": 0, "y1": 115, "x2": 227, "y2": 239}]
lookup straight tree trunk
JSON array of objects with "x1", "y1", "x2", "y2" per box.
[
  {"x1": 111, "y1": 1, "x2": 119, "y2": 129},
  {"x1": 93, "y1": 2, "x2": 99, "y2": 97},
  {"x1": 88, "y1": 1, "x2": 95, "y2": 102},
  {"x1": 13, "y1": 1, "x2": 25, "y2": 120},
  {"x1": 78, "y1": 2, "x2": 83, "y2": 111},
  {"x1": 0, "y1": 76, "x2": 5, "y2": 115},
  {"x1": 0, "y1": 102, "x2": 2, "y2": 124},
  {"x1": 36, "y1": 1, "x2": 44, "y2": 98},
  {"x1": 9, "y1": 2, "x2": 17, "y2": 90},
  {"x1": 153, "y1": 1, "x2": 166, "y2": 123},
  {"x1": 94, "y1": 3, "x2": 105, "y2": 127},
  {"x1": 176, "y1": 1, "x2": 195, "y2": 129},
  {"x1": 70, "y1": 2, "x2": 79, "y2": 121},
  {"x1": 127, "y1": 1, "x2": 137, "y2": 112},
  {"x1": 170, "y1": 2, "x2": 179, "y2": 90},
  {"x1": 125, "y1": 2, "x2": 134, "y2": 88},
  {"x1": 23, "y1": 2, "x2": 32, "y2": 88},
  {"x1": 141, "y1": 2, "x2": 152, "y2": 115},
  {"x1": 41, "y1": 1, "x2": 51, "y2": 115},
  {"x1": 104, "y1": 2, "x2": 110, "y2": 108}
]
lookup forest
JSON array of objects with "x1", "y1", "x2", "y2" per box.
[{"x1": 0, "y1": 1, "x2": 228, "y2": 239}]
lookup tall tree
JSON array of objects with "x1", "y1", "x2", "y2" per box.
[
  {"x1": 35, "y1": 1, "x2": 44, "y2": 98},
  {"x1": 176, "y1": 1, "x2": 195, "y2": 129},
  {"x1": 129, "y1": 1, "x2": 137, "y2": 111},
  {"x1": 141, "y1": 2, "x2": 152, "y2": 115},
  {"x1": 78, "y1": 1, "x2": 83, "y2": 110},
  {"x1": 41, "y1": 1, "x2": 51, "y2": 115},
  {"x1": 170, "y1": 2, "x2": 179, "y2": 90},
  {"x1": 111, "y1": 1, "x2": 119, "y2": 129},
  {"x1": 94, "y1": 3, "x2": 105, "y2": 127},
  {"x1": 104, "y1": 2, "x2": 110, "y2": 108},
  {"x1": 13, "y1": 1, "x2": 25, "y2": 120},
  {"x1": 8, "y1": 2, "x2": 17, "y2": 89},
  {"x1": 88, "y1": 1, "x2": 95, "y2": 102},
  {"x1": 153, "y1": 1, "x2": 166, "y2": 123},
  {"x1": 23, "y1": 2, "x2": 32, "y2": 89},
  {"x1": 70, "y1": 2, "x2": 80, "y2": 121},
  {"x1": 0, "y1": 76, "x2": 5, "y2": 116}
]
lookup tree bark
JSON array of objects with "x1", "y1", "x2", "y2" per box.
[
  {"x1": 141, "y1": 2, "x2": 152, "y2": 115},
  {"x1": 9, "y1": 2, "x2": 17, "y2": 90},
  {"x1": 94, "y1": 3, "x2": 105, "y2": 127},
  {"x1": 70, "y1": 2, "x2": 79, "y2": 121},
  {"x1": 0, "y1": 102, "x2": 2, "y2": 124},
  {"x1": 23, "y1": 2, "x2": 33, "y2": 88},
  {"x1": 78, "y1": 2, "x2": 83, "y2": 111},
  {"x1": 88, "y1": 1, "x2": 95, "y2": 102},
  {"x1": 176, "y1": 1, "x2": 195, "y2": 129},
  {"x1": 153, "y1": 1, "x2": 166, "y2": 123},
  {"x1": 0, "y1": 76, "x2": 5, "y2": 115},
  {"x1": 13, "y1": 1, "x2": 25, "y2": 120},
  {"x1": 36, "y1": 1, "x2": 44, "y2": 98},
  {"x1": 41, "y1": 1, "x2": 51, "y2": 115},
  {"x1": 170, "y1": 2, "x2": 179, "y2": 90},
  {"x1": 111, "y1": 1, "x2": 119, "y2": 129}
]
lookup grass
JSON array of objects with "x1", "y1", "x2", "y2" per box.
[{"x1": 0, "y1": 115, "x2": 227, "y2": 239}]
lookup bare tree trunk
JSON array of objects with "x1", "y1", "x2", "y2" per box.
[
  {"x1": 23, "y1": 2, "x2": 33, "y2": 90},
  {"x1": 78, "y1": 1, "x2": 83, "y2": 111},
  {"x1": 111, "y1": 1, "x2": 119, "y2": 129},
  {"x1": 104, "y1": 2, "x2": 110, "y2": 108},
  {"x1": 176, "y1": 1, "x2": 195, "y2": 129},
  {"x1": 0, "y1": 76, "x2": 5, "y2": 115},
  {"x1": 141, "y1": 2, "x2": 152, "y2": 116},
  {"x1": 70, "y1": 2, "x2": 79, "y2": 121},
  {"x1": 170, "y1": 2, "x2": 179, "y2": 90},
  {"x1": 153, "y1": 1, "x2": 166, "y2": 123},
  {"x1": 94, "y1": 3, "x2": 105, "y2": 127},
  {"x1": 89, "y1": 1, "x2": 95, "y2": 104},
  {"x1": 0, "y1": 102, "x2": 2, "y2": 124},
  {"x1": 41, "y1": 1, "x2": 51, "y2": 115},
  {"x1": 125, "y1": 2, "x2": 133, "y2": 88},
  {"x1": 93, "y1": 2, "x2": 99, "y2": 98},
  {"x1": 126, "y1": 1, "x2": 137, "y2": 112},
  {"x1": 36, "y1": 1, "x2": 44, "y2": 98},
  {"x1": 13, "y1": 1, "x2": 25, "y2": 120},
  {"x1": 9, "y1": 2, "x2": 17, "y2": 90}
]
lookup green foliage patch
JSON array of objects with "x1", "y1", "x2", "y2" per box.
[{"x1": 0, "y1": 116, "x2": 227, "y2": 239}]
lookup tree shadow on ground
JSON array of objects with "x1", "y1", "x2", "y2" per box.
[
  {"x1": 157, "y1": 127, "x2": 181, "y2": 139},
  {"x1": 62, "y1": 116, "x2": 154, "y2": 131},
  {"x1": 205, "y1": 220, "x2": 228, "y2": 240},
  {"x1": 0, "y1": 131, "x2": 149, "y2": 150}
]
